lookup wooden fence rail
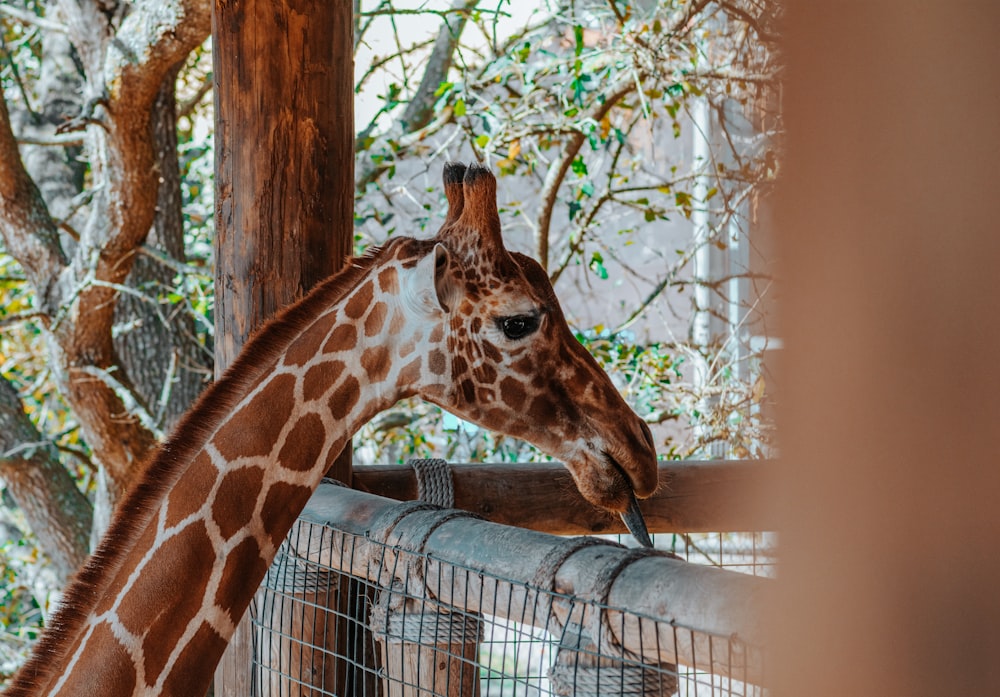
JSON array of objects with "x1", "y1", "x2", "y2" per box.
[
  {"x1": 353, "y1": 459, "x2": 775, "y2": 535},
  {"x1": 274, "y1": 480, "x2": 771, "y2": 690}
]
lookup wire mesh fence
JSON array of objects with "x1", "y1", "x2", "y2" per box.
[{"x1": 249, "y1": 481, "x2": 770, "y2": 697}]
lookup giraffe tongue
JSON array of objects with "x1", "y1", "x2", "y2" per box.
[{"x1": 620, "y1": 490, "x2": 654, "y2": 548}]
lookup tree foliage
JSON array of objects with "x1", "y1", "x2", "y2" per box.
[{"x1": 0, "y1": 0, "x2": 780, "y2": 676}]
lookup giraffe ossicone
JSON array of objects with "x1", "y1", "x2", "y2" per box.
[{"x1": 7, "y1": 162, "x2": 657, "y2": 697}]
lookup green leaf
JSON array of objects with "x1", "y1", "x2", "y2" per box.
[
  {"x1": 574, "y1": 25, "x2": 584, "y2": 57},
  {"x1": 434, "y1": 81, "x2": 454, "y2": 98},
  {"x1": 589, "y1": 252, "x2": 609, "y2": 280},
  {"x1": 454, "y1": 98, "x2": 466, "y2": 117},
  {"x1": 571, "y1": 156, "x2": 588, "y2": 176},
  {"x1": 475, "y1": 134, "x2": 490, "y2": 148}
]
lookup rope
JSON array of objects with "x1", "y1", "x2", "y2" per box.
[
  {"x1": 381, "y1": 610, "x2": 482, "y2": 645},
  {"x1": 407, "y1": 457, "x2": 454, "y2": 508},
  {"x1": 535, "y1": 543, "x2": 679, "y2": 696},
  {"x1": 549, "y1": 659, "x2": 669, "y2": 697},
  {"x1": 264, "y1": 543, "x2": 336, "y2": 596},
  {"x1": 530, "y1": 536, "x2": 623, "y2": 593}
]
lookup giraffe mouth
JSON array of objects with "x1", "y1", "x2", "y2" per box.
[{"x1": 606, "y1": 453, "x2": 654, "y2": 548}]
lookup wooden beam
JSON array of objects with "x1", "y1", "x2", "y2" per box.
[
  {"x1": 292, "y1": 483, "x2": 770, "y2": 685},
  {"x1": 354, "y1": 460, "x2": 776, "y2": 535}
]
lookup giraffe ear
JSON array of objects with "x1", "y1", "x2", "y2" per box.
[
  {"x1": 405, "y1": 243, "x2": 460, "y2": 316},
  {"x1": 431, "y1": 243, "x2": 460, "y2": 313}
]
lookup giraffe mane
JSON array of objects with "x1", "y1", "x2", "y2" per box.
[{"x1": 5, "y1": 241, "x2": 400, "y2": 697}]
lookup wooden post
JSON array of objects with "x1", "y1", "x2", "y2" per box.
[
  {"x1": 253, "y1": 546, "x2": 341, "y2": 696},
  {"x1": 211, "y1": 0, "x2": 354, "y2": 694},
  {"x1": 372, "y1": 597, "x2": 481, "y2": 697}
]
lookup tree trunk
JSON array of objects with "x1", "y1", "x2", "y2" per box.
[{"x1": 114, "y1": 65, "x2": 212, "y2": 434}]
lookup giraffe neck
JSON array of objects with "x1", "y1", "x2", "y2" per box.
[{"x1": 9, "y1": 244, "x2": 424, "y2": 697}]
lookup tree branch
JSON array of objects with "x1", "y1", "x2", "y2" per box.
[
  {"x1": 356, "y1": 0, "x2": 478, "y2": 193},
  {"x1": 398, "y1": 0, "x2": 478, "y2": 131},
  {"x1": 535, "y1": 76, "x2": 636, "y2": 270},
  {"x1": 0, "y1": 93, "x2": 69, "y2": 313},
  {"x1": 0, "y1": 376, "x2": 92, "y2": 584}
]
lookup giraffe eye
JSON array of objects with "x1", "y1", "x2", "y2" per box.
[{"x1": 497, "y1": 314, "x2": 539, "y2": 340}]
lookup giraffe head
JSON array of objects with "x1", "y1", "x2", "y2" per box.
[{"x1": 395, "y1": 163, "x2": 657, "y2": 540}]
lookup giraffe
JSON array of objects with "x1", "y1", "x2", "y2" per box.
[{"x1": 6, "y1": 162, "x2": 658, "y2": 697}]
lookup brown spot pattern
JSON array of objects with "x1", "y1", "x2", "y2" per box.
[
  {"x1": 361, "y1": 346, "x2": 391, "y2": 383},
  {"x1": 119, "y1": 522, "x2": 214, "y2": 682},
  {"x1": 213, "y1": 374, "x2": 295, "y2": 461},
  {"x1": 398, "y1": 339, "x2": 416, "y2": 358},
  {"x1": 378, "y1": 266, "x2": 398, "y2": 292},
  {"x1": 344, "y1": 281, "x2": 374, "y2": 319},
  {"x1": 428, "y1": 349, "x2": 446, "y2": 375},
  {"x1": 396, "y1": 357, "x2": 422, "y2": 388},
  {"x1": 283, "y1": 320, "x2": 329, "y2": 367},
  {"x1": 212, "y1": 466, "x2": 264, "y2": 540},
  {"x1": 277, "y1": 413, "x2": 326, "y2": 472},
  {"x1": 214, "y1": 537, "x2": 268, "y2": 623},
  {"x1": 528, "y1": 395, "x2": 558, "y2": 424},
  {"x1": 322, "y1": 324, "x2": 357, "y2": 354},
  {"x1": 511, "y1": 356, "x2": 535, "y2": 375},
  {"x1": 482, "y1": 340, "x2": 501, "y2": 363},
  {"x1": 94, "y1": 523, "x2": 158, "y2": 617},
  {"x1": 164, "y1": 452, "x2": 218, "y2": 529},
  {"x1": 57, "y1": 623, "x2": 136, "y2": 695},
  {"x1": 261, "y1": 482, "x2": 314, "y2": 548},
  {"x1": 161, "y1": 622, "x2": 228, "y2": 696},
  {"x1": 499, "y1": 377, "x2": 527, "y2": 411},
  {"x1": 460, "y1": 378, "x2": 476, "y2": 403},
  {"x1": 303, "y1": 360, "x2": 345, "y2": 402},
  {"x1": 474, "y1": 363, "x2": 497, "y2": 384},
  {"x1": 389, "y1": 309, "x2": 405, "y2": 334},
  {"x1": 364, "y1": 301, "x2": 388, "y2": 337},
  {"x1": 330, "y1": 376, "x2": 361, "y2": 420}
]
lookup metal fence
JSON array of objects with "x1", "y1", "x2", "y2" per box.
[{"x1": 248, "y1": 478, "x2": 771, "y2": 696}]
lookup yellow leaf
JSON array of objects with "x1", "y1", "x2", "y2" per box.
[
  {"x1": 599, "y1": 115, "x2": 611, "y2": 140},
  {"x1": 507, "y1": 140, "x2": 521, "y2": 160}
]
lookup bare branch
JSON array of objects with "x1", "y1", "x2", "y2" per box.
[
  {"x1": 0, "y1": 93, "x2": 69, "y2": 312},
  {"x1": 536, "y1": 76, "x2": 636, "y2": 269},
  {"x1": 0, "y1": 376, "x2": 92, "y2": 583},
  {"x1": 14, "y1": 131, "x2": 85, "y2": 147},
  {"x1": 399, "y1": 0, "x2": 479, "y2": 131},
  {"x1": 0, "y1": 4, "x2": 68, "y2": 32}
]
